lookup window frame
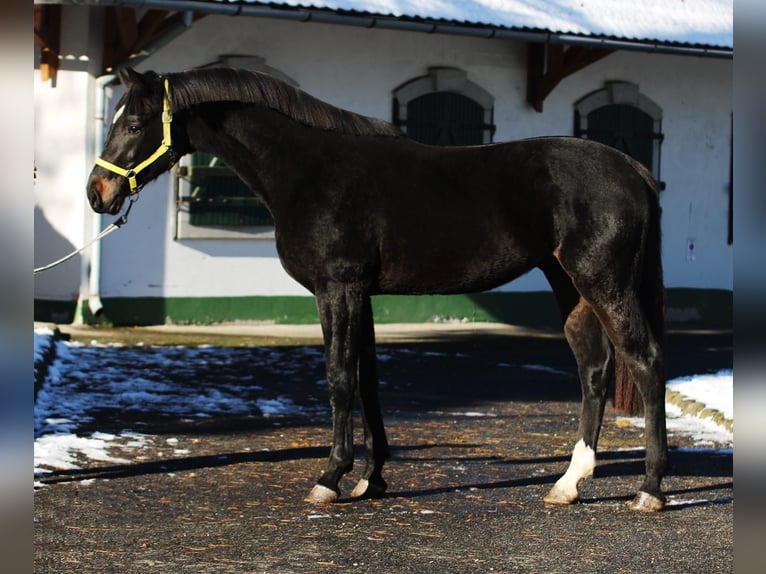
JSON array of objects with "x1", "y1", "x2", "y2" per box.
[
  {"x1": 175, "y1": 156, "x2": 275, "y2": 240},
  {"x1": 574, "y1": 82, "x2": 664, "y2": 188}
]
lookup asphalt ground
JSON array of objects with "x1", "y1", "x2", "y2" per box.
[{"x1": 34, "y1": 324, "x2": 733, "y2": 573}]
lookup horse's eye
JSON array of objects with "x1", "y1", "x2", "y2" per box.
[{"x1": 128, "y1": 124, "x2": 141, "y2": 134}]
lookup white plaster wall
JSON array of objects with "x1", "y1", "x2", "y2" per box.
[
  {"x1": 543, "y1": 50, "x2": 733, "y2": 291},
  {"x1": 33, "y1": 8, "x2": 100, "y2": 302},
  {"x1": 41, "y1": 14, "x2": 732, "y2": 301}
]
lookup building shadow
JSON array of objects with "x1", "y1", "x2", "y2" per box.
[{"x1": 34, "y1": 205, "x2": 79, "y2": 323}]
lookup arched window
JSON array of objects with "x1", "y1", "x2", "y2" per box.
[
  {"x1": 393, "y1": 68, "x2": 495, "y2": 146},
  {"x1": 574, "y1": 82, "x2": 664, "y2": 188}
]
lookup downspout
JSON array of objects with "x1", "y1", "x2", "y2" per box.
[{"x1": 78, "y1": 11, "x2": 193, "y2": 323}]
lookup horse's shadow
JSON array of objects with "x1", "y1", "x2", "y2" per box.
[
  {"x1": 37, "y1": 442, "x2": 732, "y2": 509},
  {"x1": 381, "y1": 446, "x2": 732, "y2": 506},
  {"x1": 35, "y1": 444, "x2": 331, "y2": 485},
  {"x1": 35, "y1": 441, "x2": 479, "y2": 484}
]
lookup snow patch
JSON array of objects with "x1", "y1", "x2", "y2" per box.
[
  {"x1": 667, "y1": 369, "x2": 733, "y2": 420},
  {"x1": 34, "y1": 432, "x2": 149, "y2": 476},
  {"x1": 618, "y1": 371, "x2": 733, "y2": 447}
]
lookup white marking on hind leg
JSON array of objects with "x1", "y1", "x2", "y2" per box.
[{"x1": 544, "y1": 439, "x2": 596, "y2": 505}]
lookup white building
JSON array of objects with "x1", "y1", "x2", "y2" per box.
[{"x1": 34, "y1": 0, "x2": 733, "y2": 327}]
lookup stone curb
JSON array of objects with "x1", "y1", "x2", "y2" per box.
[{"x1": 665, "y1": 387, "x2": 733, "y2": 434}]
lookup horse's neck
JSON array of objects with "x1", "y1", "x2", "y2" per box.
[{"x1": 185, "y1": 105, "x2": 309, "y2": 216}]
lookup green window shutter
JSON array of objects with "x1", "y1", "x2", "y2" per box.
[{"x1": 181, "y1": 152, "x2": 274, "y2": 227}]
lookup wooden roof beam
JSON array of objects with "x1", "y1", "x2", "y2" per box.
[
  {"x1": 103, "y1": 8, "x2": 205, "y2": 74},
  {"x1": 34, "y1": 5, "x2": 62, "y2": 83},
  {"x1": 527, "y1": 43, "x2": 613, "y2": 113},
  {"x1": 114, "y1": 7, "x2": 139, "y2": 53}
]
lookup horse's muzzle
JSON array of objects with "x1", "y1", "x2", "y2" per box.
[{"x1": 87, "y1": 175, "x2": 124, "y2": 214}]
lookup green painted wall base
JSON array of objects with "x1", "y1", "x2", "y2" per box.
[
  {"x1": 34, "y1": 299, "x2": 78, "y2": 325},
  {"x1": 35, "y1": 288, "x2": 732, "y2": 329}
]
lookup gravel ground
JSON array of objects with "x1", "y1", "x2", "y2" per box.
[{"x1": 34, "y1": 326, "x2": 733, "y2": 573}]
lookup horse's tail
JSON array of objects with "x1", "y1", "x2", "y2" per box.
[{"x1": 614, "y1": 159, "x2": 666, "y2": 415}]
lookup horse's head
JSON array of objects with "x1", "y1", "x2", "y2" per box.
[{"x1": 87, "y1": 67, "x2": 177, "y2": 214}]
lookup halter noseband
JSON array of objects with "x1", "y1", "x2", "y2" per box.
[{"x1": 94, "y1": 78, "x2": 175, "y2": 195}]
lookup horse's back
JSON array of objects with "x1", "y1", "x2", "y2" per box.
[
  {"x1": 369, "y1": 137, "x2": 653, "y2": 294},
  {"x1": 277, "y1": 135, "x2": 656, "y2": 296}
]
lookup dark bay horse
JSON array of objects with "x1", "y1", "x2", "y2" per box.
[{"x1": 87, "y1": 67, "x2": 668, "y2": 512}]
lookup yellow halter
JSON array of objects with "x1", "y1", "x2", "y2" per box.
[{"x1": 94, "y1": 78, "x2": 174, "y2": 194}]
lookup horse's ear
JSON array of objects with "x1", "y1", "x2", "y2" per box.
[
  {"x1": 118, "y1": 67, "x2": 144, "y2": 88},
  {"x1": 117, "y1": 67, "x2": 160, "y2": 96}
]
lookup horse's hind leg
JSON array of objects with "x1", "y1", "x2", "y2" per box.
[
  {"x1": 544, "y1": 298, "x2": 613, "y2": 505},
  {"x1": 601, "y1": 305, "x2": 667, "y2": 511},
  {"x1": 350, "y1": 296, "x2": 390, "y2": 499},
  {"x1": 571, "y1": 289, "x2": 667, "y2": 511}
]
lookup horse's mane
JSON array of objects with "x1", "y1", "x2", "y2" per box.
[{"x1": 165, "y1": 68, "x2": 403, "y2": 138}]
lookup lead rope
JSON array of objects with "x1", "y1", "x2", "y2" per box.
[{"x1": 33, "y1": 196, "x2": 137, "y2": 275}]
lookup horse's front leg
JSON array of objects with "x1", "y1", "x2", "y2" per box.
[
  {"x1": 350, "y1": 295, "x2": 389, "y2": 499},
  {"x1": 305, "y1": 283, "x2": 365, "y2": 504}
]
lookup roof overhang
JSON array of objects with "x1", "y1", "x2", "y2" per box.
[
  {"x1": 34, "y1": 0, "x2": 732, "y2": 111},
  {"x1": 35, "y1": 0, "x2": 734, "y2": 61}
]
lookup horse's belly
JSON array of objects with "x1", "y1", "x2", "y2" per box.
[{"x1": 378, "y1": 249, "x2": 535, "y2": 295}]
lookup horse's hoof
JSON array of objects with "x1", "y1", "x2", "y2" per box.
[
  {"x1": 627, "y1": 491, "x2": 665, "y2": 512},
  {"x1": 305, "y1": 484, "x2": 339, "y2": 505},
  {"x1": 350, "y1": 478, "x2": 387, "y2": 499},
  {"x1": 543, "y1": 491, "x2": 579, "y2": 506},
  {"x1": 543, "y1": 485, "x2": 579, "y2": 506}
]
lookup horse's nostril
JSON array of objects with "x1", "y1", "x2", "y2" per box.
[{"x1": 88, "y1": 180, "x2": 103, "y2": 211}]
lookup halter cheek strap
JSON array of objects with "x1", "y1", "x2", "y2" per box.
[{"x1": 95, "y1": 78, "x2": 174, "y2": 195}]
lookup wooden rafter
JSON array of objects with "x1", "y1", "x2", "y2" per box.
[
  {"x1": 102, "y1": 7, "x2": 206, "y2": 74},
  {"x1": 35, "y1": 4, "x2": 203, "y2": 82},
  {"x1": 139, "y1": 9, "x2": 176, "y2": 42},
  {"x1": 34, "y1": 5, "x2": 62, "y2": 83},
  {"x1": 526, "y1": 43, "x2": 614, "y2": 113},
  {"x1": 114, "y1": 7, "x2": 139, "y2": 53}
]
